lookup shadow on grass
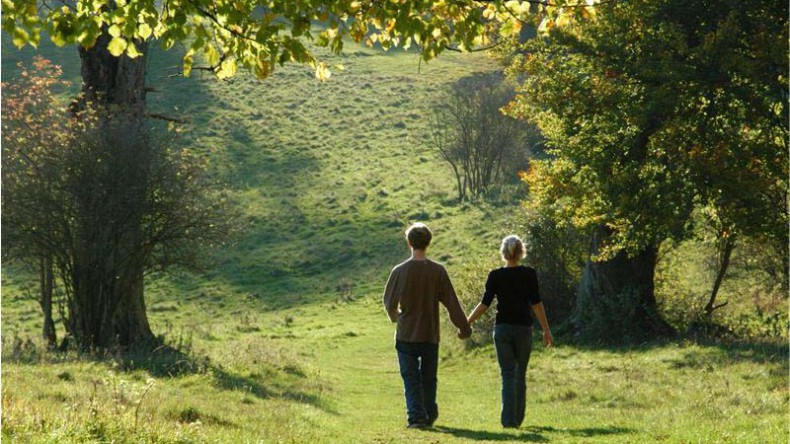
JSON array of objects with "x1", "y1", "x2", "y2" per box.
[
  {"x1": 432, "y1": 426, "x2": 548, "y2": 442},
  {"x1": 432, "y1": 424, "x2": 635, "y2": 442},
  {"x1": 539, "y1": 333, "x2": 788, "y2": 367},
  {"x1": 117, "y1": 343, "x2": 210, "y2": 377},
  {"x1": 118, "y1": 344, "x2": 335, "y2": 412},
  {"x1": 210, "y1": 366, "x2": 336, "y2": 414},
  {"x1": 527, "y1": 425, "x2": 635, "y2": 437}
]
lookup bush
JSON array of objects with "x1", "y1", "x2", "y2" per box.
[
  {"x1": 656, "y1": 234, "x2": 788, "y2": 341},
  {"x1": 452, "y1": 256, "x2": 501, "y2": 347},
  {"x1": 574, "y1": 286, "x2": 670, "y2": 344},
  {"x1": 521, "y1": 207, "x2": 586, "y2": 325}
]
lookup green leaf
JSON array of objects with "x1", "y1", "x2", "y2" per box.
[
  {"x1": 107, "y1": 36, "x2": 127, "y2": 56},
  {"x1": 138, "y1": 22, "x2": 152, "y2": 40}
]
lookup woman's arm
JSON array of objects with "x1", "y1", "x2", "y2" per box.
[
  {"x1": 531, "y1": 302, "x2": 554, "y2": 347},
  {"x1": 467, "y1": 302, "x2": 489, "y2": 325}
]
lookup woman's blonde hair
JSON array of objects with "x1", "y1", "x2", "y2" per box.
[{"x1": 500, "y1": 235, "x2": 526, "y2": 261}]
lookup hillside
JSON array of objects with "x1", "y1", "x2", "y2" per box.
[{"x1": 2, "y1": 37, "x2": 515, "y2": 319}]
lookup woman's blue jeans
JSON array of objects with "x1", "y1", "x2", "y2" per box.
[
  {"x1": 395, "y1": 340, "x2": 439, "y2": 426},
  {"x1": 493, "y1": 324, "x2": 533, "y2": 427}
]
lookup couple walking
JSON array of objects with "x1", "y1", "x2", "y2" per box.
[{"x1": 383, "y1": 222, "x2": 554, "y2": 429}]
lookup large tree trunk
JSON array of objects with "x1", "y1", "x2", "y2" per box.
[
  {"x1": 77, "y1": 32, "x2": 148, "y2": 122},
  {"x1": 573, "y1": 227, "x2": 675, "y2": 343},
  {"x1": 66, "y1": 28, "x2": 155, "y2": 349}
]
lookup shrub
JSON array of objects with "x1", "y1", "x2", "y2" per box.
[
  {"x1": 521, "y1": 207, "x2": 586, "y2": 325},
  {"x1": 452, "y1": 256, "x2": 501, "y2": 347}
]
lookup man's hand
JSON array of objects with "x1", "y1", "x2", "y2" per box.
[
  {"x1": 387, "y1": 308, "x2": 399, "y2": 323},
  {"x1": 457, "y1": 327, "x2": 472, "y2": 340},
  {"x1": 543, "y1": 330, "x2": 554, "y2": 348}
]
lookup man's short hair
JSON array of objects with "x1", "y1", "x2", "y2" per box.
[{"x1": 405, "y1": 223, "x2": 432, "y2": 250}]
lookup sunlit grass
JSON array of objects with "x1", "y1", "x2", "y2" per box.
[{"x1": 3, "y1": 296, "x2": 787, "y2": 443}]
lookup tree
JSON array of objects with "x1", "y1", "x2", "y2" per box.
[
  {"x1": 430, "y1": 73, "x2": 538, "y2": 200},
  {"x1": 505, "y1": 0, "x2": 788, "y2": 341},
  {"x1": 1, "y1": 58, "x2": 71, "y2": 348},
  {"x1": 2, "y1": 58, "x2": 234, "y2": 349}
]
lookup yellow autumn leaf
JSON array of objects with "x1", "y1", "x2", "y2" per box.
[
  {"x1": 126, "y1": 41, "x2": 142, "y2": 58},
  {"x1": 138, "y1": 23, "x2": 152, "y2": 40},
  {"x1": 582, "y1": 5, "x2": 597, "y2": 20},
  {"x1": 315, "y1": 62, "x2": 331, "y2": 82},
  {"x1": 217, "y1": 58, "x2": 237, "y2": 79},
  {"x1": 108, "y1": 24, "x2": 122, "y2": 38},
  {"x1": 482, "y1": 6, "x2": 496, "y2": 20},
  {"x1": 183, "y1": 49, "x2": 195, "y2": 77},
  {"x1": 556, "y1": 11, "x2": 571, "y2": 28},
  {"x1": 537, "y1": 17, "x2": 554, "y2": 35},
  {"x1": 107, "y1": 37, "x2": 127, "y2": 56}
]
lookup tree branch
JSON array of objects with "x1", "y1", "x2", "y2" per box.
[{"x1": 444, "y1": 41, "x2": 503, "y2": 52}]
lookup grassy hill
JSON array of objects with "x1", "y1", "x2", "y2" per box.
[
  {"x1": 2, "y1": 36, "x2": 515, "y2": 324},
  {"x1": 2, "y1": 38, "x2": 787, "y2": 443}
]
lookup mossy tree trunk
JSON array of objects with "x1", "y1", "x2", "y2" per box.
[
  {"x1": 65, "y1": 28, "x2": 155, "y2": 349},
  {"x1": 573, "y1": 227, "x2": 675, "y2": 343}
]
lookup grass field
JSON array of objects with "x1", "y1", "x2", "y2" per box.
[
  {"x1": 3, "y1": 296, "x2": 787, "y2": 443},
  {"x1": 2, "y1": 37, "x2": 788, "y2": 443}
]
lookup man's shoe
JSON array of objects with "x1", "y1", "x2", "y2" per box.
[
  {"x1": 407, "y1": 421, "x2": 429, "y2": 429},
  {"x1": 427, "y1": 414, "x2": 438, "y2": 427}
]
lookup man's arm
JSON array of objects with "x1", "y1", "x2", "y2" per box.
[
  {"x1": 382, "y1": 267, "x2": 401, "y2": 323},
  {"x1": 439, "y1": 269, "x2": 472, "y2": 339}
]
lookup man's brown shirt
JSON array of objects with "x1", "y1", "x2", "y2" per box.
[{"x1": 383, "y1": 259, "x2": 471, "y2": 344}]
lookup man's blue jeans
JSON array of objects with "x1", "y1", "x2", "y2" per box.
[
  {"x1": 395, "y1": 340, "x2": 439, "y2": 426},
  {"x1": 493, "y1": 324, "x2": 533, "y2": 427}
]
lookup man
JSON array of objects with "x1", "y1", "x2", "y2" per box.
[{"x1": 383, "y1": 222, "x2": 472, "y2": 429}]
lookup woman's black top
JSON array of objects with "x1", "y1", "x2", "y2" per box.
[{"x1": 481, "y1": 265, "x2": 541, "y2": 326}]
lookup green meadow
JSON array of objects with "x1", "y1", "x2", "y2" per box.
[{"x1": 2, "y1": 38, "x2": 787, "y2": 443}]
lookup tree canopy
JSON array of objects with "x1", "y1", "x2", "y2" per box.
[
  {"x1": 506, "y1": 0, "x2": 788, "y2": 259},
  {"x1": 4, "y1": 0, "x2": 596, "y2": 80},
  {"x1": 501, "y1": 0, "x2": 787, "y2": 341}
]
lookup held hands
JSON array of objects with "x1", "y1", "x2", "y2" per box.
[{"x1": 457, "y1": 315, "x2": 475, "y2": 339}]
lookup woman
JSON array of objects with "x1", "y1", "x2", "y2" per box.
[{"x1": 467, "y1": 235, "x2": 554, "y2": 428}]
